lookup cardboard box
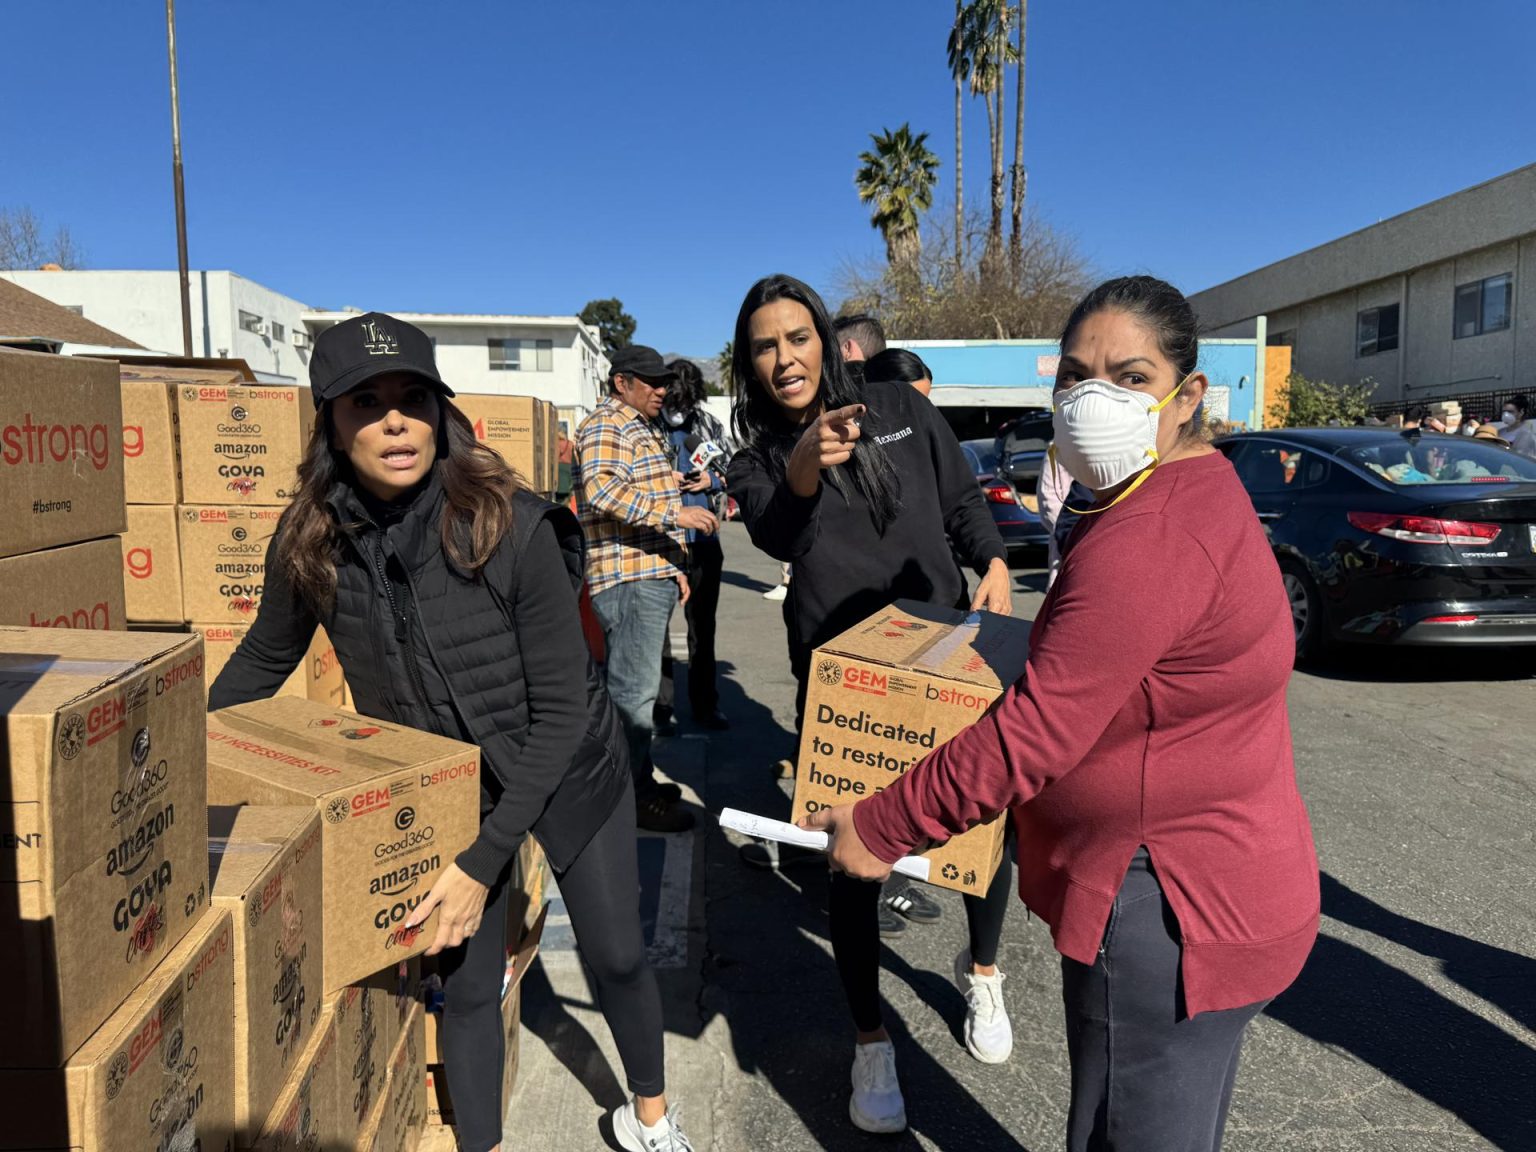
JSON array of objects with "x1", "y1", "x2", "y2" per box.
[
  {"x1": 0, "y1": 348, "x2": 126, "y2": 560},
  {"x1": 205, "y1": 697, "x2": 482, "y2": 992},
  {"x1": 794, "y1": 601, "x2": 1023, "y2": 895},
  {"x1": 361, "y1": 1003, "x2": 425, "y2": 1152},
  {"x1": 123, "y1": 504, "x2": 185, "y2": 623},
  {"x1": 250, "y1": 1006, "x2": 340, "y2": 1152},
  {"x1": 543, "y1": 399, "x2": 559, "y2": 495},
  {"x1": 329, "y1": 982, "x2": 389, "y2": 1144},
  {"x1": 0, "y1": 909, "x2": 236, "y2": 1152},
  {"x1": 453, "y1": 393, "x2": 544, "y2": 489},
  {"x1": 177, "y1": 505, "x2": 286, "y2": 623},
  {"x1": 196, "y1": 624, "x2": 342, "y2": 706},
  {"x1": 0, "y1": 537, "x2": 127, "y2": 631},
  {"x1": 209, "y1": 805, "x2": 326, "y2": 1147},
  {"x1": 120, "y1": 379, "x2": 181, "y2": 504},
  {"x1": 176, "y1": 384, "x2": 313, "y2": 506},
  {"x1": 0, "y1": 628, "x2": 210, "y2": 1067}
]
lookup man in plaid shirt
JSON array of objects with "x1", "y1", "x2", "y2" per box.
[{"x1": 576, "y1": 345, "x2": 717, "y2": 833}]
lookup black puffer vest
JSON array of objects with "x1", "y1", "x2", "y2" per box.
[{"x1": 319, "y1": 481, "x2": 628, "y2": 871}]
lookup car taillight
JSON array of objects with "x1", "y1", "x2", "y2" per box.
[
  {"x1": 1347, "y1": 511, "x2": 1502, "y2": 546},
  {"x1": 983, "y1": 482, "x2": 1015, "y2": 505}
]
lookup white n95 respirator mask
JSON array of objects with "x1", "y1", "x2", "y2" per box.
[{"x1": 1052, "y1": 375, "x2": 1189, "y2": 492}]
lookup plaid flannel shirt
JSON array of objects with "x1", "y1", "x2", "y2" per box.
[{"x1": 574, "y1": 395, "x2": 687, "y2": 595}]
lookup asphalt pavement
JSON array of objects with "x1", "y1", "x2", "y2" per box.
[{"x1": 509, "y1": 522, "x2": 1535, "y2": 1151}]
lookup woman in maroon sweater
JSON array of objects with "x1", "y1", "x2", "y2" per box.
[{"x1": 807, "y1": 276, "x2": 1319, "y2": 1151}]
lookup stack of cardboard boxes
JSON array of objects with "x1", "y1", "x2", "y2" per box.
[
  {"x1": 0, "y1": 348, "x2": 128, "y2": 631},
  {"x1": 111, "y1": 356, "x2": 346, "y2": 705},
  {"x1": 0, "y1": 628, "x2": 237, "y2": 1152}
]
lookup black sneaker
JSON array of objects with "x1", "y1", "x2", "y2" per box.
[
  {"x1": 637, "y1": 791, "x2": 695, "y2": 834},
  {"x1": 883, "y1": 884, "x2": 943, "y2": 924},
  {"x1": 652, "y1": 780, "x2": 683, "y2": 803},
  {"x1": 878, "y1": 902, "x2": 908, "y2": 938}
]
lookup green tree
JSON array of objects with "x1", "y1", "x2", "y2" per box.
[
  {"x1": 856, "y1": 124, "x2": 941, "y2": 275},
  {"x1": 1282, "y1": 373, "x2": 1377, "y2": 428},
  {"x1": 1009, "y1": 2, "x2": 1027, "y2": 281},
  {"x1": 949, "y1": 0, "x2": 965, "y2": 278},
  {"x1": 717, "y1": 340, "x2": 734, "y2": 394},
  {"x1": 579, "y1": 298, "x2": 636, "y2": 353},
  {"x1": 950, "y1": 0, "x2": 1017, "y2": 281}
]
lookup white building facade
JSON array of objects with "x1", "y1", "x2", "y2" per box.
[{"x1": 1, "y1": 269, "x2": 609, "y2": 416}]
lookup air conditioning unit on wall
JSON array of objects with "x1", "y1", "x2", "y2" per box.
[{"x1": 293, "y1": 330, "x2": 311, "y2": 349}]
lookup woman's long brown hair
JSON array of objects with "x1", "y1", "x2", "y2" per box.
[{"x1": 278, "y1": 397, "x2": 520, "y2": 611}]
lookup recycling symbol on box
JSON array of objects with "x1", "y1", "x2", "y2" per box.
[{"x1": 942, "y1": 863, "x2": 959, "y2": 881}]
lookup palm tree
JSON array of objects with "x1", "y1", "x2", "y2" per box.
[
  {"x1": 1009, "y1": 1, "x2": 1027, "y2": 281},
  {"x1": 949, "y1": 0, "x2": 965, "y2": 278},
  {"x1": 952, "y1": 0, "x2": 1017, "y2": 280},
  {"x1": 855, "y1": 124, "x2": 941, "y2": 274}
]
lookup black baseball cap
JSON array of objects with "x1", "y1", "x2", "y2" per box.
[
  {"x1": 308, "y1": 312, "x2": 453, "y2": 405},
  {"x1": 609, "y1": 345, "x2": 677, "y2": 382}
]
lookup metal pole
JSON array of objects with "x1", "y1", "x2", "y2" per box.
[{"x1": 166, "y1": 0, "x2": 192, "y2": 356}]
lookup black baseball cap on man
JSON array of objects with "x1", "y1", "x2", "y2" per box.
[
  {"x1": 609, "y1": 345, "x2": 678, "y2": 382},
  {"x1": 308, "y1": 311, "x2": 453, "y2": 405}
]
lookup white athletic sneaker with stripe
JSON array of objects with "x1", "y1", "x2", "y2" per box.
[
  {"x1": 954, "y1": 948, "x2": 1013, "y2": 1064},
  {"x1": 612, "y1": 1100, "x2": 695, "y2": 1152},
  {"x1": 849, "y1": 1040, "x2": 907, "y2": 1133}
]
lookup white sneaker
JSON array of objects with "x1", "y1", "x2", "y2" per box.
[
  {"x1": 954, "y1": 949, "x2": 1013, "y2": 1064},
  {"x1": 849, "y1": 1040, "x2": 907, "y2": 1133},
  {"x1": 612, "y1": 1099, "x2": 696, "y2": 1152},
  {"x1": 763, "y1": 583, "x2": 788, "y2": 602}
]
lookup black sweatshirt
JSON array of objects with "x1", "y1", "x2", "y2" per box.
[
  {"x1": 208, "y1": 482, "x2": 592, "y2": 887},
  {"x1": 727, "y1": 378, "x2": 1007, "y2": 658}
]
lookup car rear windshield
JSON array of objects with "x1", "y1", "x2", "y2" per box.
[
  {"x1": 1345, "y1": 438, "x2": 1536, "y2": 484},
  {"x1": 967, "y1": 444, "x2": 998, "y2": 473}
]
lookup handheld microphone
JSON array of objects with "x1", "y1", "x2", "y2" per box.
[{"x1": 680, "y1": 433, "x2": 725, "y2": 475}]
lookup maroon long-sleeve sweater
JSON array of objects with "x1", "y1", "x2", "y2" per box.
[{"x1": 854, "y1": 451, "x2": 1320, "y2": 1016}]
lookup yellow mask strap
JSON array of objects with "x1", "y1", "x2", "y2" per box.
[{"x1": 1066, "y1": 449, "x2": 1161, "y2": 515}]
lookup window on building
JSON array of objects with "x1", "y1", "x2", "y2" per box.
[
  {"x1": 1267, "y1": 329, "x2": 1295, "y2": 347},
  {"x1": 487, "y1": 338, "x2": 554, "y2": 371},
  {"x1": 1356, "y1": 304, "x2": 1399, "y2": 357},
  {"x1": 488, "y1": 338, "x2": 521, "y2": 371},
  {"x1": 1454, "y1": 273, "x2": 1512, "y2": 338},
  {"x1": 237, "y1": 310, "x2": 265, "y2": 335},
  {"x1": 62, "y1": 305, "x2": 84, "y2": 316},
  {"x1": 270, "y1": 321, "x2": 285, "y2": 343}
]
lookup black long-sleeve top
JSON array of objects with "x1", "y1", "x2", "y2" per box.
[{"x1": 727, "y1": 378, "x2": 1007, "y2": 658}]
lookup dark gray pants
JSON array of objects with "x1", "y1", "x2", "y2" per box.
[{"x1": 1062, "y1": 848, "x2": 1267, "y2": 1152}]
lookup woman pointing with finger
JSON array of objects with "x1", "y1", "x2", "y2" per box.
[{"x1": 726, "y1": 274, "x2": 1017, "y2": 1135}]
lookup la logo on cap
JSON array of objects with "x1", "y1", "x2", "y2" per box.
[{"x1": 361, "y1": 318, "x2": 399, "y2": 356}]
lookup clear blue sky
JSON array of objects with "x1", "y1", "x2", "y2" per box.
[{"x1": 5, "y1": 0, "x2": 1533, "y2": 357}]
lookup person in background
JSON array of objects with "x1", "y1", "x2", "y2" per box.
[
  {"x1": 1461, "y1": 414, "x2": 1482, "y2": 436},
  {"x1": 1036, "y1": 453, "x2": 1074, "y2": 590},
  {"x1": 1501, "y1": 393, "x2": 1535, "y2": 456},
  {"x1": 555, "y1": 421, "x2": 575, "y2": 505},
  {"x1": 863, "y1": 347, "x2": 934, "y2": 397},
  {"x1": 210, "y1": 313, "x2": 694, "y2": 1152},
  {"x1": 834, "y1": 312, "x2": 886, "y2": 364},
  {"x1": 729, "y1": 274, "x2": 1020, "y2": 1134},
  {"x1": 653, "y1": 358, "x2": 732, "y2": 731},
  {"x1": 1400, "y1": 404, "x2": 1431, "y2": 430},
  {"x1": 808, "y1": 276, "x2": 1319, "y2": 1152},
  {"x1": 576, "y1": 346, "x2": 715, "y2": 834}
]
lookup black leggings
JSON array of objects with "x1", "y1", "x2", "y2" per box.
[
  {"x1": 830, "y1": 828, "x2": 1016, "y2": 1033},
  {"x1": 439, "y1": 787, "x2": 664, "y2": 1152}
]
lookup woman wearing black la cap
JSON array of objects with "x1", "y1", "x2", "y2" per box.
[{"x1": 209, "y1": 313, "x2": 694, "y2": 1152}]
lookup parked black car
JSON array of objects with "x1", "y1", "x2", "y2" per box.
[
  {"x1": 959, "y1": 438, "x2": 1050, "y2": 554},
  {"x1": 1217, "y1": 428, "x2": 1536, "y2": 656}
]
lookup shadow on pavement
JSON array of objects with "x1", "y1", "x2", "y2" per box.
[
  {"x1": 1320, "y1": 873, "x2": 1536, "y2": 1038},
  {"x1": 1266, "y1": 926, "x2": 1536, "y2": 1150},
  {"x1": 720, "y1": 570, "x2": 775, "y2": 594}
]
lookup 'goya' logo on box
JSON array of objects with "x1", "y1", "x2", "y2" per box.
[{"x1": 816, "y1": 659, "x2": 842, "y2": 687}]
